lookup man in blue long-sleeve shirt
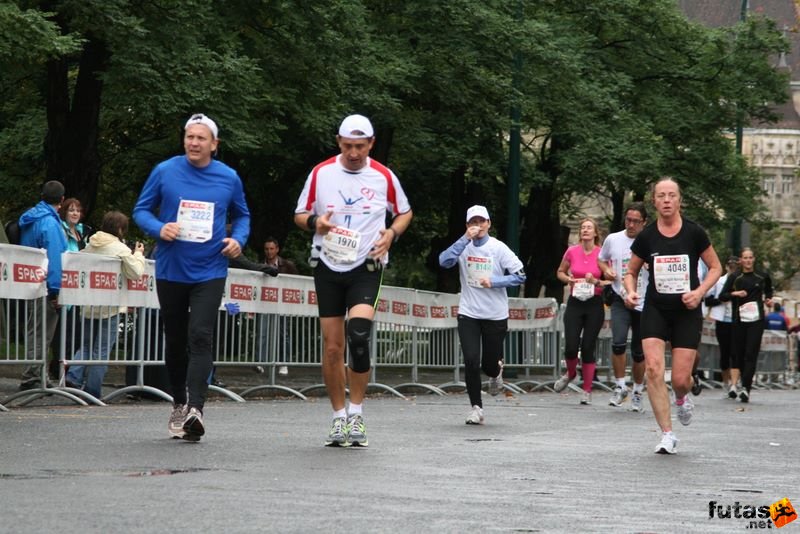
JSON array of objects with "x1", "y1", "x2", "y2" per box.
[{"x1": 133, "y1": 113, "x2": 250, "y2": 442}]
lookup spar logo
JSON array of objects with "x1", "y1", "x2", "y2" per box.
[
  {"x1": 307, "y1": 290, "x2": 317, "y2": 305},
  {"x1": 230, "y1": 283, "x2": 256, "y2": 301},
  {"x1": 508, "y1": 308, "x2": 530, "y2": 321},
  {"x1": 14, "y1": 263, "x2": 46, "y2": 283},
  {"x1": 376, "y1": 299, "x2": 389, "y2": 313},
  {"x1": 90, "y1": 271, "x2": 120, "y2": 290},
  {"x1": 282, "y1": 288, "x2": 303, "y2": 304},
  {"x1": 127, "y1": 273, "x2": 152, "y2": 291},
  {"x1": 62, "y1": 270, "x2": 79, "y2": 289},
  {"x1": 412, "y1": 304, "x2": 427, "y2": 318},
  {"x1": 708, "y1": 498, "x2": 796, "y2": 529},
  {"x1": 261, "y1": 286, "x2": 278, "y2": 302},
  {"x1": 392, "y1": 301, "x2": 408, "y2": 316},
  {"x1": 430, "y1": 306, "x2": 447, "y2": 319}
]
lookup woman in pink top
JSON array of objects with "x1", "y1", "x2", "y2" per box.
[{"x1": 553, "y1": 218, "x2": 606, "y2": 404}]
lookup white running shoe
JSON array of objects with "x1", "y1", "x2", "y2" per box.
[
  {"x1": 676, "y1": 395, "x2": 694, "y2": 426},
  {"x1": 655, "y1": 433, "x2": 678, "y2": 454},
  {"x1": 628, "y1": 391, "x2": 644, "y2": 412},
  {"x1": 168, "y1": 404, "x2": 187, "y2": 439},
  {"x1": 553, "y1": 373, "x2": 574, "y2": 393},
  {"x1": 580, "y1": 391, "x2": 592, "y2": 405},
  {"x1": 609, "y1": 386, "x2": 629, "y2": 407},
  {"x1": 465, "y1": 405, "x2": 484, "y2": 425}
]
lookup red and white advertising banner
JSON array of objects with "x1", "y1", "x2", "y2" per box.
[
  {"x1": 0, "y1": 244, "x2": 48, "y2": 299},
  {"x1": 224, "y1": 270, "x2": 318, "y2": 315},
  {"x1": 124, "y1": 259, "x2": 158, "y2": 308},
  {"x1": 60, "y1": 253, "x2": 158, "y2": 308},
  {"x1": 60, "y1": 252, "x2": 123, "y2": 307},
  {"x1": 50, "y1": 252, "x2": 561, "y2": 329},
  {"x1": 508, "y1": 297, "x2": 559, "y2": 330}
]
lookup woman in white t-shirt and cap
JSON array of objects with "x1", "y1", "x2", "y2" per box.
[{"x1": 439, "y1": 205, "x2": 526, "y2": 425}]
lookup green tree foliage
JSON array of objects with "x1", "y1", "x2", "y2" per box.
[{"x1": 0, "y1": 0, "x2": 790, "y2": 297}]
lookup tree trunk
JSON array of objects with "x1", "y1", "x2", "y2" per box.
[
  {"x1": 521, "y1": 137, "x2": 569, "y2": 302},
  {"x1": 45, "y1": 38, "x2": 108, "y2": 218},
  {"x1": 428, "y1": 165, "x2": 468, "y2": 293}
]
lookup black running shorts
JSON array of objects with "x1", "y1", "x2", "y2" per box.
[{"x1": 313, "y1": 261, "x2": 382, "y2": 318}]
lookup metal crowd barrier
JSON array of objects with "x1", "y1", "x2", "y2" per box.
[
  {"x1": 1, "y1": 244, "x2": 563, "y2": 408},
  {"x1": 697, "y1": 319, "x2": 794, "y2": 390},
  {"x1": 4, "y1": 242, "x2": 797, "y2": 409}
]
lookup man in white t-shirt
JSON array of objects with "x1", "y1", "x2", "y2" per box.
[
  {"x1": 598, "y1": 202, "x2": 649, "y2": 412},
  {"x1": 294, "y1": 114, "x2": 413, "y2": 447}
]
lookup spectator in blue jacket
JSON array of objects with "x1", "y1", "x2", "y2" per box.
[{"x1": 18, "y1": 180, "x2": 68, "y2": 390}]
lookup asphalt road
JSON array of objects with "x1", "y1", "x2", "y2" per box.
[{"x1": 1, "y1": 386, "x2": 798, "y2": 533}]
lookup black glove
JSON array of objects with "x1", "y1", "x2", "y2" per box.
[{"x1": 261, "y1": 265, "x2": 279, "y2": 277}]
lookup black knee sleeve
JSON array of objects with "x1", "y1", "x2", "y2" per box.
[
  {"x1": 347, "y1": 318, "x2": 372, "y2": 373},
  {"x1": 612, "y1": 344, "x2": 627, "y2": 356},
  {"x1": 632, "y1": 352, "x2": 645, "y2": 363}
]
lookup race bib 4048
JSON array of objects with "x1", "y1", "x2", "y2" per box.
[{"x1": 653, "y1": 254, "x2": 690, "y2": 294}]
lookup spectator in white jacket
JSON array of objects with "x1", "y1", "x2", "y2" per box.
[{"x1": 65, "y1": 211, "x2": 145, "y2": 399}]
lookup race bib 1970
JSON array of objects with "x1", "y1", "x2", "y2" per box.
[{"x1": 322, "y1": 226, "x2": 361, "y2": 264}]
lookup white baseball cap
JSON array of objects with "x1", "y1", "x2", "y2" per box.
[
  {"x1": 185, "y1": 113, "x2": 218, "y2": 139},
  {"x1": 466, "y1": 205, "x2": 490, "y2": 222},
  {"x1": 338, "y1": 114, "x2": 374, "y2": 139}
]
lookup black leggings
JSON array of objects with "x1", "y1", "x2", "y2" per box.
[
  {"x1": 732, "y1": 320, "x2": 764, "y2": 392},
  {"x1": 714, "y1": 321, "x2": 734, "y2": 371},
  {"x1": 458, "y1": 315, "x2": 507, "y2": 408},
  {"x1": 563, "y1": 296, "x2": 604, "y2": 364},
  {"x1": 157, "y1": 278, "x2": 226, "y2": 409}
]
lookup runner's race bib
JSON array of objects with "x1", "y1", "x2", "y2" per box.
[
  {"x1": 653, "y1": 254, "x2": 690, "y2": 294},
  {"x1": 572, "y1": 280, "x2": 594, "y2": 301},
  {"x1": 466, "y1": 255, "x2": 493, "y2": 288},
  {"x1": 176, "y1": 200, "x2": 214, "y2": 243},
  {"x1": 322, "y1": 226, "x2": 361, "y2": 264},
  {"x1": 738, "y1": 301, "x2": 760, "y2": 322}
]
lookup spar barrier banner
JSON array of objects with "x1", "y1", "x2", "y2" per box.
[{"x1": 0, "y1": 244, "x2": 48, "y2": 299}]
